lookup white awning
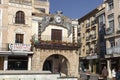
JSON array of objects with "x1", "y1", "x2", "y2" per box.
[{"x1": 0, "y1": 51, "x2": 33, "y2": 56}]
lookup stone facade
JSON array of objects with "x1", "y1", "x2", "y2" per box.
[
  {"x1": 32, "y1": 49, "x2": 79, "y2": 77},
  {"x1": 31, "y1": 12, "x2": 79, "y2": 77},
  {"x1": 0, "y1": 0, "x2": 80, "y2": 78}
]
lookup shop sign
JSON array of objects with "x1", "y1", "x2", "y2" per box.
[{"x1": 9, "y1": 43, "x2": 31, "y2": 51}]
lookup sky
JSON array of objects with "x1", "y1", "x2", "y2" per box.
[{"x1": 49, "y1": 0, "x2": 103, "y2": 19}]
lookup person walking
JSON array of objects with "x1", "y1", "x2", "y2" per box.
[
  {"x1": 101, "y1": 66, "x2": 108, "y2": 80},
  {"x1": 116, "y1": 67, "x2": 120, "y2": 80},
  {"x1": 111, "y1": 68, "x2": 116, "y2": 80}
]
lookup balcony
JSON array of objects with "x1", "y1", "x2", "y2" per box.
[
  {"x1": 116, "y1": 27, "x2": 120, "y2": 33},
  {"x1": 107, "y1": 46, "x2": 120, "y2": 55},
  {"x1": 86, "y1": 23, "x2": 90, "y2": 28},
  {"x1": 9, "y1": 0, "x2": 32, "y2": 5},
  {"x1": 78, "y1": 28, "x2": 81, "y2": 32},
  {"x1": 106, "y1": 27, "x2": 113, "y2": 35},
  {"x1": 91, "y1": 35, "x2": 96, "y2": 39},
  {"x1": 91, "y1": 20, "x2": 96, "y2": 26},
  {"x1": 34, "y1": 40, "x2": 79, "y2": 50},
  {"x1": 86, "y1": 36, "x2": 90, "y2": 41},
  {"x1": 31, "y1": 35, "x2": 79, "y2": 50},
  {"x1": 78, "y1": 36, "x2": 81, "y2": 42}
]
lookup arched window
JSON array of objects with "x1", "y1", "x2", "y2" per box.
[{"x1": 15, "y1": 11, "x2": 25, "y2": 24}]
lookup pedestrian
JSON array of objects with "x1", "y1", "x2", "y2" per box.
[
  {"x1": 116, "y1": 67, "x2": 120, "y2": 80},
  {"x1": 101, "y1": 66, "x2": 108, "y2": 80},
  {"x1": 111, "y1": 67, "x2": 116, "y2": 80}
]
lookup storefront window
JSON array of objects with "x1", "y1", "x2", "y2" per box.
[{"x1": 8, "y1": 56, "x2": 28, "y2": 70}]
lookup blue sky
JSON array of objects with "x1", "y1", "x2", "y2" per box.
[{"x1": 49, "y1": 0, "x2": 103, "y2": 19}]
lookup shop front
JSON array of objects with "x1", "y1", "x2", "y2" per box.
[{"x1": 0, "y1": 43, "x2": 33, "y2": 71}]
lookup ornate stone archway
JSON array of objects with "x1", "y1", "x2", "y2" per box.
[
  {"x1": 32, "y1": 49, "x2": 79, "y2": 77},
  {"x1": 42, "y1": 54, "x2": 70, "y2": 76}
]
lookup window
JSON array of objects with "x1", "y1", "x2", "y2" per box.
[
  {"x1": 108, "y1": 13, "x2": 114, "y2": 19},
  {"x1": 98, "y1": 14, "x2": 105, "y2": 27},
  {"x1": 8, "y1": 56, "x2": 28, "y2": 70},
  {"x1": 86, "y1": 19, "x2": 90, "y2": 27},
  {"x1": 15, "y1": 11, "x2": 25, "y2": 24},
  {"x1": 15, "y1": 34, "x2": 24, "y2": 43},
  {"x1": 108, "y1": 0, "x2": 114, "y2": 10},
  {"x1": 51, "y1": 29, "x2": 62, "y2": 41},
  {"x1": 109, "y1": 38, "x2": 115, "y2": 47},
  {"x1": 109, "y1": 20, "x2": 114, "y2": 28},
  {"x1": 108, "y1": 14, "x2": 114, "y2": 28}
]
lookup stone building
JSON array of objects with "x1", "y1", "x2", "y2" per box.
[
  {"x1": 0, "y1": 0, "x2": 80, "y2": 78},
  {"x1": 78, "y1": 0, "x2": 120, "y2": 79},
  {"x1": 31, "y1": 11, "x2": 79, "y2": 77},
  {"x1": 78, "y1": 3, "x2": 106, "y2": 74},
  {"x1": 78, "y1": 8, "x2": 99, "y2": 74},
  {"x1": 104, "y1": 0, "x2": 120, "y2": 78},
  {"x1": 0, "y1": 0, "x2": 34, "y2": 70},
  {"x1": 0, "y1": 0, "x2": 49, "y2": 71}
]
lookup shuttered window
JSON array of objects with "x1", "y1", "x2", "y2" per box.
[
  {"x1": 51, "y1": 29, "x2": 62, "y2": 41},
  {"x1": 15, "y1": 34, "x2": 24, "y2": 43},
  {"x1": 15, "y1": 11, "x2": 25, "y2": 24}
]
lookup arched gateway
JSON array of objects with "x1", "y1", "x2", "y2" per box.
[
  {"x1": 43, "y1": 54, "x2": 69, "y2": 76},
  {"x1": 32, "y1": 49, "x2": 79, "y2": 77}
]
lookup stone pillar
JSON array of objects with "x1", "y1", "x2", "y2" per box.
[
  {"x1": 93, "y1": 60, "x2": 96, "y2": 73},
  {"x1": 28, "y1": 56, "x2": 32, "y2": 70},
  {"x1": 31, "y1": 48, "x2": 41, "y2": 71},
  {"x1": 89, "y1": 60, "x2": 92, "y2": 72},
  {"x1": 107, "y1": 59, "x2": 112, "y2": 78},
  {"x1": 4, "y1": 56, "x2": 8, "y2": 70}
]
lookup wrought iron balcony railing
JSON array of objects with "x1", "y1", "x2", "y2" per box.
[
  {"x1": 86, "y1": 23, "x2": 90, "y2": 28},
  {"x1": 91, "y1": 35, "x2": 96, "y2": 39},
  {"x1": 86, "y1": 36, "x2": 90, "y2": 41},
  {"x1": 91, "y1": 20, "x2": 96, "y2": 26},
  {"x1": 31, "y1": 35, "x2": 79, "y2": 50},
  {"x1": 34, "y1": 40, "x2": 79, "y2": 50},
  {"x1": 107, "y1": 46, "x2": 120, "y2": 54},
  {"x1": 106, "y1": 27, "x2": 114, "y2": 35},
  {"x1": 39, "y1": 35, "x2": 74, "y2": 43}
]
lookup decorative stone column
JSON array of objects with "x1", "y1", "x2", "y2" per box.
[
  {"x1": 4, "y1": 56, "x2": 8, "y2": 70},
  {"x1": 107, "y1": 59, "x2": 112, "y2": 78}
]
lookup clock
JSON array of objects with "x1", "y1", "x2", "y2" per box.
[{"x1": 55, "y1": 16, "x2": 62, "y2": 23}]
